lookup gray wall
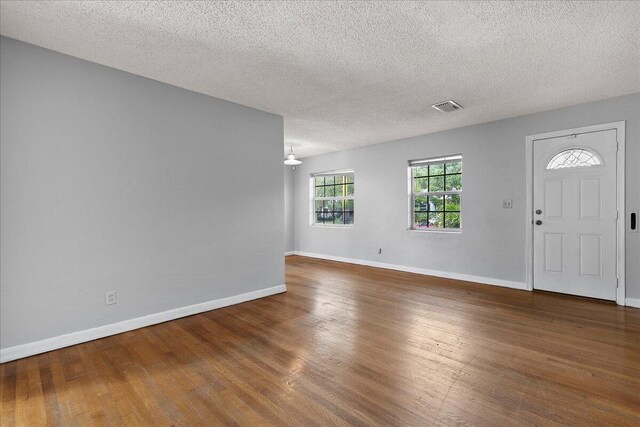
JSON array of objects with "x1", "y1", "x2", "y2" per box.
[
  {"x1": 284, "y1": 166, "x2": 294, "y2": 252},
  {"x1": 0, "y1": 37, "x2": 284, "y2": 349},
  {"x1": 293, "y1": 93, "x2": 640, "y2": 298}
]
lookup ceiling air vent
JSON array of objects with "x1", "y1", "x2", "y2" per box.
[{"x1": 431, "y1": 100, "x2": 463, "y2": 113}]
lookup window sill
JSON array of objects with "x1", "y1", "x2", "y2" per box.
[
  {"x1": 408, "y1": 228, "x2": 462, "y2": 234},
  {"x1": 311, "y1": 224, "x2": 354, "y2": 229}
]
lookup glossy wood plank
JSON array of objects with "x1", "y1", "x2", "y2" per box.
[{"x1": 1, "y1": 255, "x2": 639, "y2": 426}]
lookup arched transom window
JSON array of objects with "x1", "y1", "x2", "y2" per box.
[{"x1": 546, "y1": 148, "x2": 602, "y2": 170}]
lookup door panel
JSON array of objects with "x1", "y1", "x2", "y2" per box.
[
  {"x1": 579, "y1": 234, "x2": 602, "y2": 277},
  {"x1": 544, "y1": 179, "x2": 564, "y2": 218},
  {"x1": 579, "y1": 177, "x2": 601, "y2": 219},
  {"x1": 533, "y1": 130, "x2": 617, "y2": 300},
  {"x1": 544, "y1": 233, "x2": 564, "y2": 273}
]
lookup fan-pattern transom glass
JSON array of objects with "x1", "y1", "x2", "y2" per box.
[{"x1": 546, "y1": 149, "x2": 602, "y2": 170}]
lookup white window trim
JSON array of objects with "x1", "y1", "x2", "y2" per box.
[
  {"x1": 407, "y1": 155, "x2": 462, "y2": 232},
  {"x1": 309, "y1": 169, "x2": 355, "y2": 227}
]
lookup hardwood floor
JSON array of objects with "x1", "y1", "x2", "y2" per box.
[{"x1": 2, "y1": 255, "x2": 639, "y2": 426}]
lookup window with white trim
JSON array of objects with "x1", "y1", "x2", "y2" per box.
[
  {"x1": 311, "y1": 170, "x2": 354, "y2": 226},
  {"x1": 409, "y1": 155, "x2": 462, "y2": 230}
]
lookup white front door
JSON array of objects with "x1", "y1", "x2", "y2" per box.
[{"x1": 533, "y1": 129, "x2": 618, "y2": 300}]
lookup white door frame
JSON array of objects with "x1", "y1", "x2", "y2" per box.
[{"x1": 525, "y1": 121, "x2": 626, "y2": 305}]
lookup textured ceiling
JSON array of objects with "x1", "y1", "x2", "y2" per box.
[{"x1": 1, "y1": 1, "x2": 639, "y2": 158}]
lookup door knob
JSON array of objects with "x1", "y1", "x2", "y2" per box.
[
  {"x1": 535, "y1": 209, "x2": 542, "y2": 215},
  {"x1": 535, "y1": 220, "x2": 543, "y2": 225}
]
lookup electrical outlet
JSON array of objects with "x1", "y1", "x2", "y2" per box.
[
  {"x1": 378, "y1": 248, "x2": 382, "y2": 254},
  {"x1": 502, "y1": 199, "x2": 513, "y2": 209},
  {"x1": 105, "y1": 290, "x2": 117, "y2": 305}
]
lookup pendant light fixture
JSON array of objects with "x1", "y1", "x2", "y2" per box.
[{"x1": 284, "y1": 145, "x2": 302, "y2": 166}]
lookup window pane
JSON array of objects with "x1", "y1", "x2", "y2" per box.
[
  {"x1": 345, "y1": 174, "x2": 354, "y2": 183},
  {"x1": 414, "y1": 212, "x2": 429, "y2": 228},
  {"x1": 445, "y1": 161, "x2": 462, "y2": 174},
  {"x1": 445, "y1": 194, "x2": 461, "y2": 212},
  {"x1": 334, "y1": 200, "x2": 343, "y2": 211},
  {"x1": 314, "y1": 176, "x2": 324, "y2": 186},
  {"x1": 344, "y1": 211, "x2": 354, "y2": 224},
  {"x1": 414, "y1": 196, "x2": 429, "y2": 212},
  {"x1": 315, "y1": 186, "x2": 325, "y2": 197},
  {"x1": 428, "y1": 212, "x2": 444, "y2": 228},
  {"x1": 334, "y1": 184, "x2": 344, "y2": 197},
  {"x1": 429, "y1": 176, "x2": 444, "y2": 192},
  {"x1": 317, "y1": 202, "x2": 333, "y2": 223},
  {"x1": 414, "y1": 177, "x2": 428, "y2": 192},
  {"x1": 324, "y1": 185, "x2": 335, "y2": 197},
  {"x1": 324, "y1": 176, "x2": 334, "y2": 185},
  {"x1": 413, "y1": 165, "x2": 428, "y2": 177},
  {"x1": 315, "y1": 200, "x2": 324, "y2": 212},
  {"x1": 429, "y1": 164, "x2": 444, "y2": 175},
  {"x1": 445, "y1": 174, "x2": 461, "y2": 191},
  {"x1": 334, "y1": 213, "x2": 344, "y2": 224},
  {"x1": 345, "y1": 199, "x2": 354, "y2": 211},
  {"x1": 445, "y1": 212, "x2": 461, "y2": 228},
  {"x1": 334, "y1": 175, "x2": 344, "y2": 185},
  {"x1": 428, "y1": 195, "x2": 444, "y2": 211},
  {"x1": 346, "y1": 183, "x2": 354, "y2": 196}
]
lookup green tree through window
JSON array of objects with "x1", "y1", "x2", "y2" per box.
[
  {"x1": 312, "y1": 171, "x2": 354, "y2": 225},
  {"x1": 410, "y1": 155, "x2": 461, "y2": 230}
]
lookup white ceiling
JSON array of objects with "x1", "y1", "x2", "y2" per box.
[{"x1": 1, "y1": 1, "x2": 639, "y2": 158}]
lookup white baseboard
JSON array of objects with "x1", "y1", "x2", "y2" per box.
[
  {"x1": 0, "y1": 284, "x2": 286, "y2": 364},
  {"x1": 292, "y1": 251, "x2": 527, "y2": 290},
  {"x1": 626, "y1": 298, "x2": 640, "y2": 308},
  {"x1": 285, "y1": 251, "x2": 295, "y2": 256}
]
